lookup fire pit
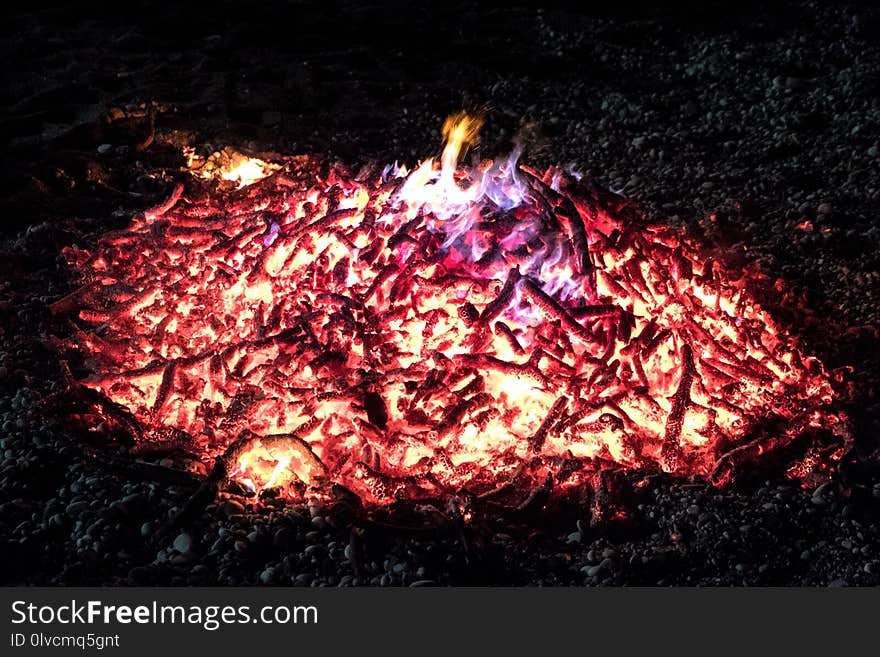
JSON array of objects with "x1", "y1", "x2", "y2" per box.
[{"x1": 52, "y1": 115, "x2": 844, "y2": 515}]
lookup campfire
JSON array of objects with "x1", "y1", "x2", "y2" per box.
[{"x1": 52, "y1": 114, "x2": 844, "y2": 511}]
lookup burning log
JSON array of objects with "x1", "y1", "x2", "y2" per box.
[
  {"x1": 660, "y1": 343, "x2": 696, "y2": 471},
  {"x1": 54, "y1": 114, "x2": 842, "y2": 511},
  {"x1": 479, "y1": 267, "x2": 520, "y2": 323},
  {"x1": 529, "y1": 396, "x2": 568, "y2": 452}
]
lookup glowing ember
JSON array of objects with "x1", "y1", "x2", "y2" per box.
[
  {"x1": 183, "y1": 146, "x2": 281, "y2": 188},
  {"x1": 56, "y1": 116, "x2": 842, "y2": 506}
]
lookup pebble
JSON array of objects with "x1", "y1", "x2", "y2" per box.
[
  {"x1": 812, "y1": 482, "x2": 835, "y2": 506},
  {"x1": 586, "y1": 558, "x2": 613, "y2": 578},
  {"x1": 273, "y1": 527, "x2": 293, "y2": 550},
  {"x1": 303, "y1": 544, "x2": 323, "y2": 557},
  {"x1": 127, "y1": 566, "x2": 152, "y2": 585},
  {"x1": 293, "y1": 573, "x2": 314, "y2": 586},
  {"x1": 173, "y1": 532, "x2": 193, "y2": 554},
  {"x1": 66, "y1": 501, "x2": 89, "y2": 516},
  {"x1": 222, "y1": 500, "x2": 245, "y2": 515}
]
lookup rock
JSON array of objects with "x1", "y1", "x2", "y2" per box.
[
  {"x1": 812, "y1": 482, "x2": 835, "y2": 506},
  {"x1": 293, "y1": 573, "x2": 314, "y2": 586},
  {"x1": 108, "y1": 500, "x2": 129, "y2": 518},
  {"x1": 273, "y1": 527, "x2": 293, "y2": 550},
  {"x1": 65, "y1": 501, "x2": 89, "y2": 516},
  {"x1": 222, "y1": 500, "x2": 245, "y2": 515},
  {"x1": 303, "y1": 544, "x2": 324, "y2": 557},
  {"x1": 127, "y1": 566, "x2": 152, "y2": 586},
  {"x1": 173, "y1": 532, "x2": 193, "y2": 554},
  {"x1": 586, "y1": 558, "x2": 614, "y2": 578}
]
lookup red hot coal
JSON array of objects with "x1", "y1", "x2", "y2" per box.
[{"x1": 53, "y1": 115, "x2": 844, "y2": 507}]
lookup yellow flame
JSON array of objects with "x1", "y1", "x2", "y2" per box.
[
  {"x1": 397, "y1": 112, "x2": 490, "y2": 212},
  {"x1": 220, "y1": 159, "x2": 276, "y2": 188},
  {"x1": 440, "y1": 113, "x2": 484, "y2": 177},
  {"x1": 183, "y1": 147, "x2": 280, "y2": 188}
]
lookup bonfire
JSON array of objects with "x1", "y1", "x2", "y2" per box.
[{"x1": 53, "y1": 114, "x2": 843, "y2": 509}]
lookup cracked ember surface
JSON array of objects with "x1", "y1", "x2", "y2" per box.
[{"x1": 55, "y1": 122, "x2": 842, "y2": 505}]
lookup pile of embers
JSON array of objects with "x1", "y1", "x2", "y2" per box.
[{"x1": 49, "y1": 115, "x2": 848, "y2": 524}]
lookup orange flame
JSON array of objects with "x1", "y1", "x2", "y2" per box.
[
  {"x1": 440, "y1": 112, "x2": 484, "y2": 175},
  {"x1": 183, "y1": 146, "x2": 280, "y2": 188}
]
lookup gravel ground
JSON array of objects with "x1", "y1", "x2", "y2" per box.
[{"x1": 1, "y1": 0, "x2": 879, "y2": 585}]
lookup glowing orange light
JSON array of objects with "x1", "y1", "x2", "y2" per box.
[{"x1": 58, "y1": 115, "x2": 842, "y2": 505}]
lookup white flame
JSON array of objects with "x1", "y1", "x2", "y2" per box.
[{"x1": 393, "y1": 114, "x2": 586, "y2": 306}]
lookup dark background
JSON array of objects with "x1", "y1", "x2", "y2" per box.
[{"x1": 0, "y1": 0, "x2": 879, "y2": 586}]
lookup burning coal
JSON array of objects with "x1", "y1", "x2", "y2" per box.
[{"x1": 54, "y1": 115, "x2": 843, "y2": 508}]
